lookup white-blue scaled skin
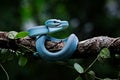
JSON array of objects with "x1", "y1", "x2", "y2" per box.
[{"x1": 27, "y1": 19, "x2": 79, "y2": 61}]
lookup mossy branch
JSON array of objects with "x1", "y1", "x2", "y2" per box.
[{"x1": 0, "y1": 31, "x2": 120, "y2": 58}]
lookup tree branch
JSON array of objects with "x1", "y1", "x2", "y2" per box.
[{"x1": 0, "y1": 31, "x2": 120, "y2": 58}]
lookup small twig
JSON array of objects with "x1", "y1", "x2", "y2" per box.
[
  {"x1": 0, "y1": 63, "x2": 9, "y2": 80},
  {"x1": 18, "y1": 44, "x2": 35, "y2": 53},
  {"x1": 84, "y1": 56, "x2": 99, "y2": 73},
  {"x1": 84, "y1": 38, "x2": 118, "y2": 72},
  {"x1": 94, "y1": 76, "x2": 103, "y2": 80}
]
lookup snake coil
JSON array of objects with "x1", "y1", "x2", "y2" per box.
[{"x1": 28, "y1": 19, "x2": 79, "y2": 61}]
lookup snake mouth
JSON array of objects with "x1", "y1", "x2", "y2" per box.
[
  {"x1": 55, "y1": 23, "x2": 61, "y2": 27},
  {"x1": 49, "y1": 23, "x2": 61, "y2": 28},
  {"x1": 51, "y1": 21, "x2": 68, "y2": 28}
]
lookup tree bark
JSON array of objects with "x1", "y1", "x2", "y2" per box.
[{"x1": 0, "y1": 31, "x2": 120, "y2": 58}]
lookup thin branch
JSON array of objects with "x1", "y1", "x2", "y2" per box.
[
  {"x1": 0, "y1": 31, "x2": 120, "y2": 58},
  {"x1": 0, "y1": 63, "x2": 9, "y2": 80},
  {"x1": 84, "y1": 56, "x2": 98, "y2": 73}
]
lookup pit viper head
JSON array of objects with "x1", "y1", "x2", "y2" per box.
[{"x1": 28, "y1": 19, "x2": 68, "y2": 37}]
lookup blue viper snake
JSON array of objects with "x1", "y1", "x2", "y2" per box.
[{"x1": 28, "y1": 19, "x2": 79, "y2": 61}]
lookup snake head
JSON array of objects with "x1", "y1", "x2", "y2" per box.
[
  {"x1": 45, "y1": 19, "x2": 69, "y2": 28},
  {"x1": 45, "y1": 19, "x2": 69, "y2": 32},
  {"x1": 27, "y1": 19, "x2": 69, "y2": 37}
]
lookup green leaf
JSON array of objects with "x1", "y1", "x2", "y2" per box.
[
  {"x1": 75, "y1": 76, "x2": 83, "y2": 80},
  {"x1": 8, "y1": 31, "x2": 18, "y2": 39},
  {"x1": 87, "y1": 70, "x2": 95, "y2": 80},
  {"x1": 18, "y1": 56, "x2": 27, "y2": 67},
  {"x1": 15, "y1": 31, "x2": 29, "y2": 39},
  {"x1": 99, "y1": 48, "x2": 110, "y2": 58},
  {"x1": 88, "y1": 70, "x2": 95, "y2": 76},
  {"x1": 0, "y1": 49, "x2": 8, "y2": 54},
  {"x1": 74, "y1": 63, "x2": 84, "y2": 74}
]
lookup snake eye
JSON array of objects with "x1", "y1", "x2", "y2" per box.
[
  {"x1": 53, "y1": 21, "x2": 57, "y2": 23},
  {"x1": 53, "y1": 20, "x2": 60, "y2": 24}
]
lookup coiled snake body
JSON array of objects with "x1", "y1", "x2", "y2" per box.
[{"x1": 28, "y1": 19, "x2": 79, "y2": 61}]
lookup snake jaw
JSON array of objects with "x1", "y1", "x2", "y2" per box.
[
  {"x1": 58, "y1": 21, "x2": 69, "y2": 29},
  {"x1": 45, "y1": 19, "x2": 60, "y2": 27},
  {"x1": 45, "y1": 19, "x2": 69, "y2": 28},
  {"x1": 44, "y1": 19, "x2": 69, "y2": 33}
]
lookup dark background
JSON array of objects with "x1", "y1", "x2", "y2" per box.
[{"x1": 0, "y1": 0, "x2": 120, "y2": 80}]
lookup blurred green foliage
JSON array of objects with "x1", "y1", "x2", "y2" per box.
[
  {"x1": 0, "y1": 0, "x2": 120, "y2": 80},
  {"x1": 0, "y1": 0, "x2": 20, "y2": 31}
]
